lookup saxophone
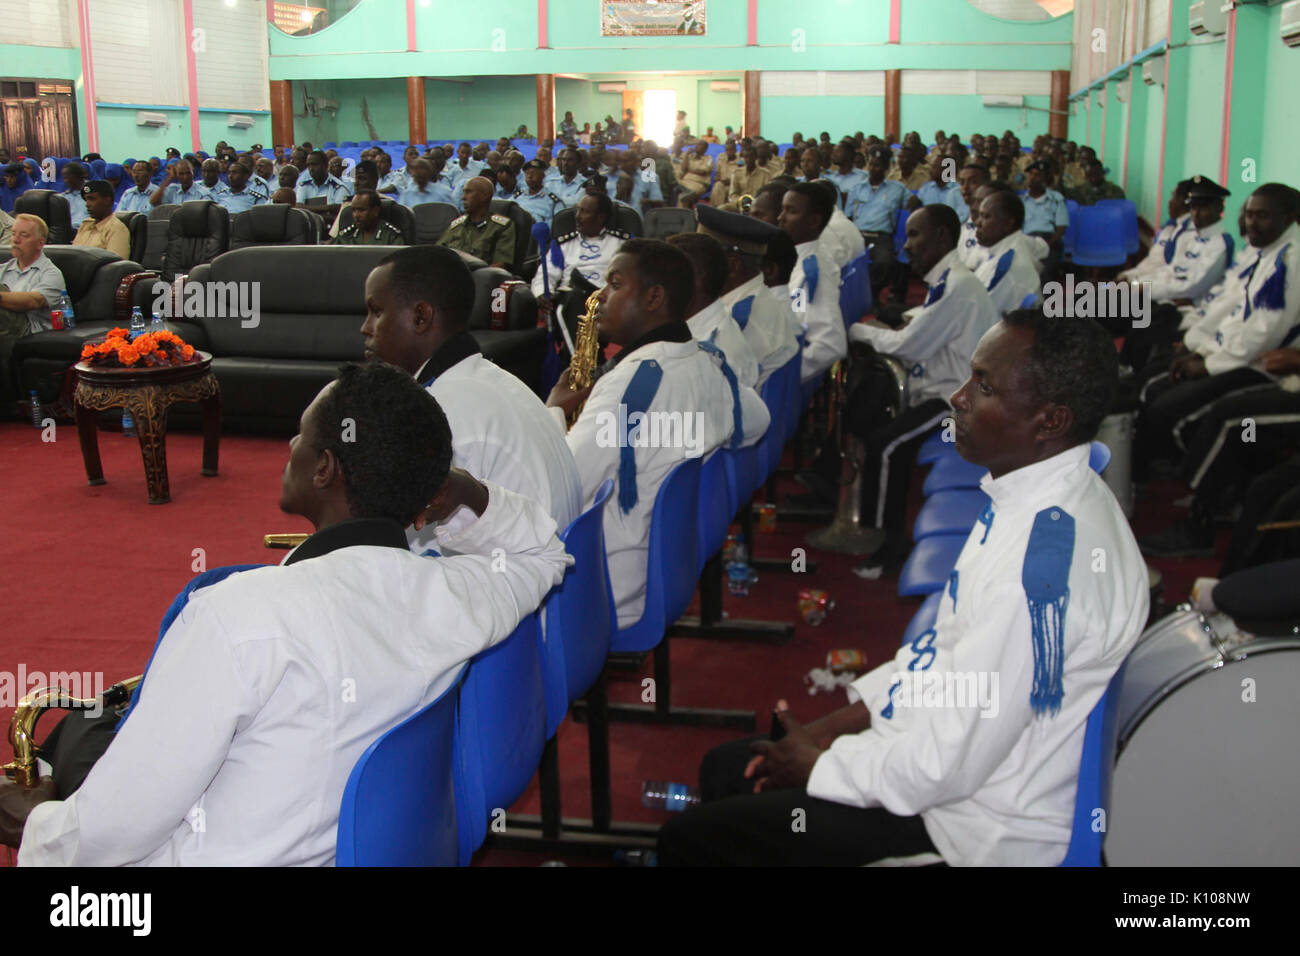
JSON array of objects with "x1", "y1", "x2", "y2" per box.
[
  {"x1": 4, "y1": 676, "x2": 142, "y2": 787},
  {"x1": 568, "y1": 288, "x2": 603, "y2": 392}
]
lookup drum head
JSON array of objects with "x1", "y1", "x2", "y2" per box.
[{"x1": 1106, "y1": 642, "x2": 1300, "y2": 866}]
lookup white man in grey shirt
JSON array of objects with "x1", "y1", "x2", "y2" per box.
[{"x1": 1, "y1": 213, "x2": 65, "y2": 414}]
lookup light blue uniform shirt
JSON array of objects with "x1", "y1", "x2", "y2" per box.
[
  {"x1": 396, "y1": 179, "x2": 456, "y2": 208},
  {"x1": 211, "y1": 181, "x2": 269, "y2": 215},
  {"x1": 605, "y1": 171, "x2": 662, "y2": 210},
  {"x1": 1019, "y1": 188, "x2": 1070, "y2": 235},
  {"x1": 845, "y1": 178, "x2": 910, "y2": 232},
  {"x1": 515, "y1": 187, "x2": 563, "y2": 228},
  {"x1": 445, "y1": 160, "x2": 486, "y2": 190},
  {"x1": 158, "y1": 182, "x2": 214, "y2": 205},
  {"x1": 296, "y1": 175, "x2": 352, "y2": 205},
  {"x1": 116, "y1": 185, "x2": 157, "y2": 215},
  {"x1": 59, "y1": 189, "x2": 89, "y2": 227},
  {"x1": 917, "y1": 179, "x2": 968, "y2": 221},
  {"x1": 551, "y1": 176, "x2": 588, "y2": 208},
  {"x1": 377, "y1": 171, "x2": 403, "y2": 192},
  {"x1": 824, "y1": 168, "x2": 868, "y2": 201}
]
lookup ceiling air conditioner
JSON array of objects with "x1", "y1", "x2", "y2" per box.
[
  {"x1": 1141, "y1": 54, "x2": 1165, "y2": 86},
  {"x1": 227, "y1": 114, "x2": 255, "y2": 129},
  {"x1": 136, "y1": 111, "x2": 168, "y2": 128},
  {"x1": 1282, "y1": 0, "x2": 1300, "y2": 47},
  {"x1": 597, "y1": 83, "x2": 627, "y2": 93},
  {"x1": 982, "y1": 94, "x2": 1024, "y2": 108},
  {"x1": 710, "y1": 81, "x2": 740, "y2": 92},
  {"x1": 1189, "y1": 1, "x2": 1227, "y2": 36}
]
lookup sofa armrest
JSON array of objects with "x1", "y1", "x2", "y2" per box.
[{"x1": 115, "y1": 271, "x2": 161, "y2": 325}]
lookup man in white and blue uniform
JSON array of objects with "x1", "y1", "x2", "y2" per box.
[
  {"x1": 969, "y1": 191, "x2": 1042, "y2": 315},
  {"x1": 658, "y1": 310, "x2": 1149, "y2": 866},
  {"x1": 782, "y1": 182, "x2": 845, "y2": 385}
]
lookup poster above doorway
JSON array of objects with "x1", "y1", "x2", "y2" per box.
[{"x1": 601, "y1": 1, "x2": 707, "y2": 37}]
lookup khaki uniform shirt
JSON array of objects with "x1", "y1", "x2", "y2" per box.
[
  {"x1": 437, "y1": 212, "x2": 516, "y2": 266},
  {"x1": 332, "y1": 221, "x2": 404, "y2": 245},
  {"x1": 72, "y1": 214, "x2": 131, "y2": 260},
  {"x1": 888, "y1": 165, "x2": 930, "y2": 191}
]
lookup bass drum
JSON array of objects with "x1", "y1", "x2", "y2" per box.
[{"x1": 1106, "y1": 608, "x2": 1300, "y2": 866}]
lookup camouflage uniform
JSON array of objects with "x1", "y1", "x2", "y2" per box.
[
  {"x1": 436, "y1": 212, "x2": 516, "y2": 266},
  {"x1": 1067, "y1": 180, "x2": 1127, "y2": 205}
]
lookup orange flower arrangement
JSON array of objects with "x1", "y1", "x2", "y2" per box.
[{"x1": 81, "y1": 327, "x2": 199, "y2": 369}]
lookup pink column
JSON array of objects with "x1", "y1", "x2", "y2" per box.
[
  {"x1": 1219, "y1": 6, "x2": 1236, "y2": 184},
  {"x1": 406, "y1": 0, "x2": 417, "y2": 51},
  {"x1": 1155, "y1": 0, "x2": 1173, "y2": 224},
  {"x1": 539, "y1": 0, "x2": 549, "y2": 48},
  {"x1": 889, "y1": 0, "x2": 900, "y2": 44},
  {"x1": 75, "y1": 0, "x2": 100, "y2": 153},
  {"x1": 182, "y1": 0, "x2": 201, "y2": 152}
]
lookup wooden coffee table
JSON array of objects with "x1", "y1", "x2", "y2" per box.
[{"x1": 73, "y1": 351, "x2": 221, "y2": 504}]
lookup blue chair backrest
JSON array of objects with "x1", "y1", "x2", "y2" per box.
[
  {"x1": 1096, "y1": 198, "x2": 1138, "y2": 253},
  {"x1": 1063, "y1": 200, "x2": 1080, "y2": 255},
  {"x1": 455, "y1": 611, "x2": 547, "y2": 864},
  {"x1": 780, "y1": 349, "x2": 803, "y2": 442},
  {"x1": 1073, "y1": 203, "x2": 1128, "y2": 264},
  {"x1": 1060, "y1": 661, "x2": 1127, "y2": 866},
  {"x1": 698, "y1": 450, "x2": 733, "y2": 569},
  {"x1": 610, "y1": 456, "x2": 701, "y2": 654},
  {"x1": 839, "y1": 250, "x2": 872, "y2": 329},
  {"x1": 543, "y1": 480, "x2": 616, "y2": 736},
  {"x1": 894, "y1": 206, "x2": 911, "y2": 263},
  {"x1": 724, "y1": 443, "x2": 759, "y2": 518},
  {"x1": 336, "y1": 674, "x2": 462, "y2": 867}
]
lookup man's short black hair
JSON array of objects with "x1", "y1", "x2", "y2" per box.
[
  {"x1": 311, "y1": 362, "x2": 453, "y2": 524},
  {"x1": 921, "y1": 203, "x2": 961, "y2": 247},
  {"x1": 756, "y1": 180, "x2": 790, "y2": 207},
  {"x1": 787, "y1": 181, "x2": 833, "y2": 232},
  {"x1": 308, "y1": 149, "x2": 326, "y2": 163},
  {"x1": 582, "y1": 189, "x2": 613, "y2": 222},
  {"x1": 1252, "y1": 182, "x2": 1300, "y2": 221},
  {"x1": 352, "y1": 187, "x2": 381, "y2": 209},
  {"x1": 355, "y1": 159, "x2": 378, "y2": 182},
  {"x1": 665, "y1": 232, "x2": 728, "y2": 300},
  {"x1": 618, "y1": 238, "x2": 695, "y2": 321},
  {"x1": 1002, "y1": 309, "x2": 1118, "y2": 445},
  {"x1": 762, "y1": 231, "x2": 798, "y2": 285},
  {"x1": 378, "y1": 246, "x2": 476, "y2": 329},
  {"x1": 986, "y1": 190, "x2": 1025, "y2": 230}
]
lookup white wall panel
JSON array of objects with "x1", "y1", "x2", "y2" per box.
[
  {"x1": 193, "y1": 0, "x2": 269, "y2": 111},
  {"x1": 0, "y1": 0, "x2": 77, "y2": 48},
  {"x1": 88, "y1": 0, "x2": 188, "y2": 106}
]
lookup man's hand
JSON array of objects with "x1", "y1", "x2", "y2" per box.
[
  {"x1": 745, "y1": 712, "x2": 825, "y2": 793},
  {"x1": 1257, "y1": 349, "x2": 1300, "y2": 376},
  {"x1": 0, "y1": 776, "x2": 57, "y2": 848},
  {"x1": 546, "y1": 367, "x2": 593, "y2": 418},
  {"x1": 409, "y1": 467, "x2": 489, "y2": 532},
  {"x1": 1170, "y1": 352, "x2": 1208, "y2": 383}
]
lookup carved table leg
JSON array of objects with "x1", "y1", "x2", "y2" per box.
[
  {"x1": 74, "y1": 393, "x2": 106, "y2": 487},
  {"x1": 130, "y1": 386, "x2": 171, "y2": 505},
  {"x1": 200, "y1": 377, "x2": 221, "y2": 477}
]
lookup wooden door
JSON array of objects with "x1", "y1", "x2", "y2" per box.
[{"x1": 621, "y1": 90, "x2": 643, "y2": 143}]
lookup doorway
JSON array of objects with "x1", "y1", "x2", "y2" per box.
[{"x1": 641, "y1": 89, "x2": 677, "y2": 146}]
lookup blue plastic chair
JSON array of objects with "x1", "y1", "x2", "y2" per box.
[
  {"x1": 914, "y1": 488, "x2": 991, "y2": 540},
  {"x1": 1063, "y1": 200, "x2": 1080, "y2": 258},
  {"x1": 1096, "y1": 199, "x2": 1138, "y2": 255},
  {"x1": 455, "y1": 611, "x2": 547, "y2": 864},
  {"x1": 1072, "y1": 203, "x2": 1129, "y2": 267},
  {"x1": 839, "y1": 251, "x2": 872, "y2": 329},
  {"x1": 1061, "y1": 662, "x2": 1128, "y2": 866},
  {"x1": 336, "y1": 675, "x2": 462, "y2": 867},
  {"x1": 609, "y1": 457, "x2": 701, "y2": 654},
  {"x1": 900, "y1": 592, "x2": 943, "y2": 647},
  {"x1": 915, "y1": 428, "x2": 952, "y2": 466},
  {"x1": 922, "y1": 453, "x2": 988, "y2": 496},
  {"x1": 698, "y1": 450, "x2": 734, "y2": 573},
  {"x1": 898, "y1": 533, "x2": 967, "y2": 596}
]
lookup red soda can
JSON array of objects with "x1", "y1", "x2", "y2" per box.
[{"x1": 50, "y1": 310, "x2": 64, "y2": 330}]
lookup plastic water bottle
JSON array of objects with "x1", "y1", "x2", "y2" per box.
[
  {"x1": 641, "y1": 781, "x2": 701, "y2": 813},
  {"x1": 60, "y1": 291, "x2": 75, "y2": 329},
  {"x1": 29, "y1": 390, "x2": 42, "y2": 428},
  {"x1": 122, "y1": 410, "x2": 136, "y2": 436},
  {"x1": 129, "y1": 306, "x2": 146, "y2": 336},
  {"x1": 149, "y1": 310, "x2": 167, "y2": 334}
]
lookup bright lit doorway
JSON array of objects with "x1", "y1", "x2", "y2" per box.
[{"x1": 641, "y1": 89, "x2": 677, "y2": 145}]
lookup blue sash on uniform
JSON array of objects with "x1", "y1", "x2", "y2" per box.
[
  {"x1": 1164, "y1": 219, "x2": 1191, "y2": 264},
  {"x1": 923, "y1": 269, "x2": 949, "y2": 307},
  {"x1": 617, "y1": 359, "x2": 664, "y2": 514},
  {"x1": 988, "y1": 250, "x2": 1014, "y2": 292},
  {"x1": 698, "y1": 338, "x2": 743, "y2": 448},
  {"x1": 1022, "y1": 507, "x2": 1075, "y2": 718},
  {"x1": 802, "y1": 254, "x2": 820, "y2": 303}
]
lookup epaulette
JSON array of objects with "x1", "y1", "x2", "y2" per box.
[
  {"x1": 606, "y1": 227, "x2": 631, "y2": 240},
  {"x1": 449, "y1": 215, "x2": 467, "y2": 227},
  {"x1": 490, "y1": 213, "x2": 510, "y2": 225},
  {"x1": 547, "y1": 192, "x2": 561, "y2": 202},
  {"x1": 555, "y1": 230, "x2": 579, "y2": 243}
]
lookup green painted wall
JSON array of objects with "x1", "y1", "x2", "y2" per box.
[
  {"x1": 1259, "y1": 2, "x2": 1300, "y2": 188},
  {"x1": 901, "y1": 95, "x2": 1054, "y2": 144},
  {"x1": 762, "y1": 97, "x2": 884, "y2": 145}
]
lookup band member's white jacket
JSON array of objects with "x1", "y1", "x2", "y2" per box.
[
  {"x1": 806, "y1": 443, "x2": 1149, "y2": 865},
  {"x1": 722, "y1": 273, "x2": 800, "y2": 388},
  {"x1": 1183, "y1": 223, "x2": 1300, "y2": 375},
  {"x1": 1123, "y1": 214, "x2": 1190, "y2": 281},
  {"x1": 971, "y1": 231, "x2": 1043, "y2": 315},
  {"x1": 530, "y1": 227, "x2": 628, "y2": 299},
  {"x1": 19, "y1": 485, "x2": 571, "y2": 866},
  {"x1": 849, "y1": 249, "x2": 998, "y2": 407},
  {"x1": 793, "y1": 237, "x2": 846, "y2": 384},
  {"x1": 1143, "y1": 219, "x2": 1232, "y2": 306},
  {"x1": 685, "y1": 298, "x2": 760, "y2": 390},
  {"x1": 555, "y1": 334, "x2": 769, "y2": 629}
]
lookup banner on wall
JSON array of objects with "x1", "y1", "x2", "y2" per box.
[{"x1": 601, "y1": 1, "x2": 706, "y2": 36}]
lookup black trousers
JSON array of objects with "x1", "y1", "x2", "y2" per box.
[
  {"x1": 858, "y1": 398, "x2": 951, "y2": 549},
  {"x1": 1121, "y1": 302, "x2": 1185, "y2": 372},
  {"x1": 1223, "y1": 455, "x2": 1300, "y2": 575},
  {"x1": 861, "y1": 231, "x2": 906, "y2": 304},
  {"x1": 657, "y1": 735, "x2": 941, "y2": 866},
  {"x1": 1180, "y1": 384, "x2": 1300, "y2": 507},
  {"x1": 1136, "y1": 367, "x2": 1274, "y2": 474},
  {"x1": 37, "y1": 709, "x2": 119, "y2": 798}
]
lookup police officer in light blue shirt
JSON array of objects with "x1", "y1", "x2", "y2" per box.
[
  {"x1": 116, "y1": 161, "x2": 157, "y2": 214},
  {"x1": 212, "y1": 160, "x2": 269, "y2": 215},
  {"x1": 296, "y1": 150, "x2": 352, "y2": 205},
  {"x1": 845, "y1": 147, "x2": 910, "y2": 233},
  {"x1": 375, "y1": 150, "x2": 402, "y2": 193},
  {"x1": 550, "y1": 147, "x2": 589, "y2": 208},
  {"x1": 445, "y1": 142, "x2": 485, "y2": 191},
  {"x1": 151, "y1": 160, "x2": 212, "y2": 208},
  {"x1": 1018, "y1": 159, "x2": 1069, "y2": 242},
  {"x1": 916, "y1": 165, "x2": 968, "y2": 221},
  {"x1": 395, "y1": 158, "x2": 456, "y2": 208},
  {"x1": 824, "y1": 140, "x2": 868, "y2": 199},
  {"x1": 515, "y1": 160, "x2": 563, "y2": 228},
  {"x1": 58, "y1": 162, "x2": 90, "y2": 228}
]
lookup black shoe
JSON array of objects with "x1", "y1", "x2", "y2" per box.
[
  {"x1": 1138, "y1": 518, "x2": 1215, "y2": 558},
  {"x1": 852, "y1": 542, "x2": 909, "y2": 579}
]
